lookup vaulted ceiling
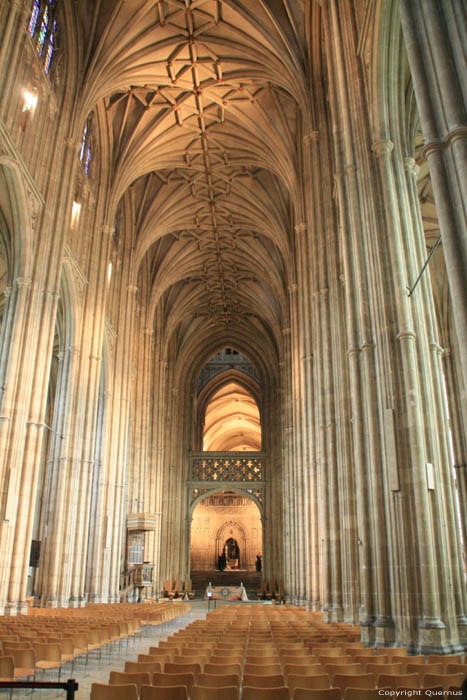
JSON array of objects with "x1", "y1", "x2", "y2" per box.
[{"x1": 78, "y1": 0, "x2": 312, "y2": 373}]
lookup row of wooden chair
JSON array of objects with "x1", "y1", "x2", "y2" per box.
[{"x1": 90, "y1": 606, "x2": 465, "y2": 700}]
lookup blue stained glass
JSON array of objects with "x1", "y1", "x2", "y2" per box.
[
  {"x1": 37, "y1": 6, "x2": 48, "y2": 56},
  {"x1": 85, "y1": 144, "x2": 92, "y2": 174},
  {"x1": 44, "y1": 19, "x2": 56, "y2": 73},
  {"x1": 80, "y1": 122, "x2": 88, "y2": 161},
  {"x1": 28, "y1": 1, "x2": 40, "y2": 36}
]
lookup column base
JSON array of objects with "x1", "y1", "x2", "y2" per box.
[
  {"x1": 360, "y1": 616, "x2": 376, "y2": 645},
  {"x1": 418, "y1": 617, "x2": 449, "y2": 654},
  {"x1": 374, "y1": 616, "x2": 396, "y2": 646},
  {"x1": 3, "y1": 601, "x2": 27, "y2": 616},
  {"x1": 87, "y1": 593, "x2": 101, "y2": 604},
  {"x1": 330, "y1": 605, "x2": 344, "y2": 622},
  {"x1": 45, "y1": 596, "x2": 59, "y2": 609},
  {"x1": 457, "y1": 615, "x2": 467, "y2": 647}
]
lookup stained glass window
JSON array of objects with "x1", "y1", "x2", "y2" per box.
[
  {"x1": 28, "y1": 0, "x2": 40, "y2": 36},
  {"x1": 27, "y1": 1, "x2": 58, "y2": 74},
  {"x1": 80, "y1": 117, "x2": 93, "y2": 176}
]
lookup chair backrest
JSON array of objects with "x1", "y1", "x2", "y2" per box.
[
  {"x1": 191, "y1": 686, "x2": 239, "y2": 700},
  {"x1": 9, "y1": 648, "x2": 36, "y2": 669},
  {"x1": 284, "y1": 664, "x2": 325, "y2": 676},
  {"x1": 242, "y1": 687, "x2": 290, "y2": 700},
  {"x1": 244, "y1": 663, "x2": 282, "y2": 676},
  {"x1": 242, "y1": 674, "x2": 285, "y2": 687},
  {"x1": 377, "y1": 672, "x2": 420, "y2": 690},
  {"x1": 379, "y1": 647, "x2": 407, "y2": 658},
  {"x1": 0, "y1": 655, "x2": 14, "y2": 679},
  {"x1": 423, "y1": 673, "x2": 466, "y2": 691},
  {"x1": 203, "y1": 663, "x2": 241, "y2": 676},
  {"x1": 124, "y1": 661, "x2": 161, "y2": 674},
  {"x1": 365, "y1": 662, "x2": 402, "y2": 675},
  {"x1": 196, "y1": 673, "x2": 240, "y2": 688},
  {"x1": 164, "y1": 662, "x2": 202, "y2": 678},
  {"x1": 3, "y1": 642, "x2": 31, "y2": 651},
  {"x1": 333, "y1": 673, "x2": 376, "y2": 691},
  {"x1": 109, "y1": 671, "x2": 150, "y2": 693},
  {"x1": 428, "y1": 654, "x2": 463, "y2": 667},
  {"x1": 324, "y1": 663, "x2": 364, "y2": 679},
  {"x1": 294, "y1": 691, "x2": 342, "y2": 700},
  {"x1": 152, "y1": 672, "x2": 196, "y2": 691},
  {"x1": 172, "y1": 654, "x2": 209, "y2": 665},
  {"x1": 141, "y1": 686, "x2": 188, "y2": 700},
  {"x1": 319, "y1": 655, "x2": 353, "y2": 666},
  {"x1": 91, "y1": 683, "x2": 138, "y2": 700},
  {"x1": 286, "y1": 674, "x2": 331, "y2": 692}
]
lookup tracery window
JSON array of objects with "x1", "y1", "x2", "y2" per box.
[
  {"x1": 80, "y1": 117, "x2": 93, "y2": 175},
  {"x1": 27, "y1": 0, "x2": 58, "y2": 75}
]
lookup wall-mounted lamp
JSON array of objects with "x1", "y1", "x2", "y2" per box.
[
  {"x1": 71, "y1": 200, "x2": 81, "y2": 228},
  {"x1": 21, "y1": 88, "x2": 38, "y2": 129},
  {"x1": 107, "y1": 261, "x2": 113, "y2": 284}
]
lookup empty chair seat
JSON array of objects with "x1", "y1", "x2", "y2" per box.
[{"x1": 91, "y1": 683, "x2": 138, "y2": 700}]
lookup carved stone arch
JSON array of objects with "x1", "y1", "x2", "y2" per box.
[
  {"x1": 0, "y1": 156, "x2": 35, "y2": 281},
  {"x1": 215, "y1": 520, "x2": 247, "y2": 568}
]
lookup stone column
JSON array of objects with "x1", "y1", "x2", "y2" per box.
[{"x1": 399, "y1": 0, "x2": 467, "y2": 393}]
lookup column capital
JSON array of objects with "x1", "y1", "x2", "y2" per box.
[
  {"x1": 294, "y1": 222, "x2": 307, "y2": 234},
  {"x1": 288, "y1": 283, "x2": 298, "y2": 294},
  {"x1": 303, "y1": 130, "x2": 319, "y2": 145},
  {"x1": 15, "y1": 276, "x2": 32, "y2": 288},
  {"x1": 404, "y1": 157, "x2": 419, "y2": 177},
  {"x1": 372, "y1": 139, "x2": 394, "y2": 158},
  {"x1": 127, "y1": 285, "x2": 138, "y2": 295},
  {"x1": 101, "y1": 225, "x2": 115, "y2": 236}
]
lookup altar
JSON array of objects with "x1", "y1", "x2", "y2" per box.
[{"x1": 205, "y1": 583, "x2": 248, "y2": 601}]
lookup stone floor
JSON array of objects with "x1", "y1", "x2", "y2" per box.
[{"x1": 4, "y1": 601, "x2": 211, "y2": 699}]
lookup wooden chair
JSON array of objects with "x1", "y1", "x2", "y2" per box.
[
  {"x1": 286, "y1": 674, "x2": 331, "y2": 693},
  {"x1": 152, "y1": 671, "x2": 196, "y2": 693},
  {"x1": 292, "y1": 690, "x2": 342, "y2": 700},
  {"x1": 191, "y1": 686, "x2": 239, "y2": 700},
  {"x1": 32, "y1": 642, "x2": 62, "y2": 680},
  {"x1": 242, "y1": 674, "x2": 286, "y2": 687},
  {"x1": 377, "y1": 672, "x2": 420, "y2": 689},
  {"x1": 319, "y1": 655, "x2": 353, "y2": 666},
  {"x1": 197, "y1": 672, "x2": 240, "y2": 688},
  {"x1": 47, "y1": 635, "x2": 75, "y2": 672},
  {"x1": 422, "y1": 672, "x2": 466, "y2": 690},
  {"x1": 428, "y1": 654, "x2": 463, "y2": 668},
  {"x1": 400, "y1": 655, "x2": 425, "y2": 672},
  {"x1": 246, "y1": 655, "x2": 279, "y2": 665},
  {"x1": 164, "y1": 661, "x2": 202, "y2": 679},
  {"x1": 365, "y1": 661, "x2": 403, "y2": 675},
  {"x1": 172, "y1": 654, "x2": 209, "y2": 666},
  {"x1": 244, "y1": 663, "x2": 283, "y2": 676},
  {"x1": 125, "y1": 660, "x2": 161, "y2": 675},
  {"x1": 242, "y1": 687, "x2": 290, "y2": 700},
  {"x1": 91, "y1": 683, "x2": 138, "y2": 700},
  {"x1": 446, "y1": 663, "x2": 467, "y2": 674},
  {"x1": 109, "y1": 671, "x2": 150, "y2": 695},
  {"x1": 285, "y1": 664, "x2": 326, "y2": 677},
  {"x1": 377, "y1": 647, "x2": 407, "y2": 658},
  {"x1": 143, "y1": 684, "x2": 189, "y2": 699},
  {"x1": 204, "y1": 663, "x2": 241, "y2": 676},
  {"x1": 406, "y1": 662, "x2": 444, "y2": 681},
  {"x1": 332, "y1": 673, "x2": 375, "y2": 693},
  {"x1": 324, "y1": 663, "x2": 364, "y2": 680}
]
